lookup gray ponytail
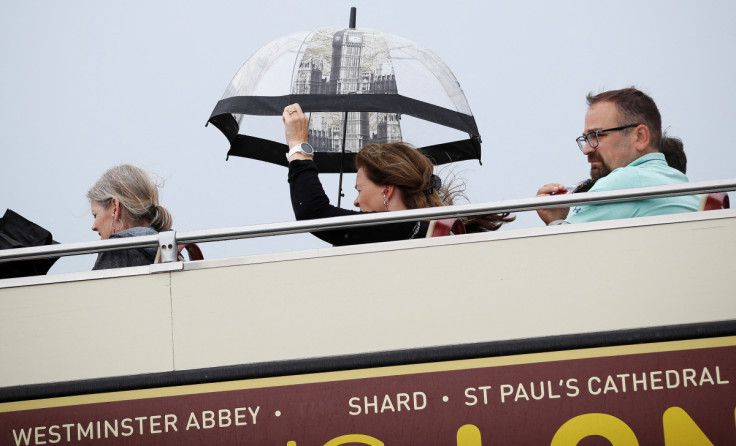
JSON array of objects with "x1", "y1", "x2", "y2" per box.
[{"x1": 87, "y1": 164, "x2": 172, "y2": 232}]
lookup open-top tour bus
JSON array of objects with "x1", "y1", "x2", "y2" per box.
[{"x1": 1, "y1": 180, "x2": 734, "y2": 445}]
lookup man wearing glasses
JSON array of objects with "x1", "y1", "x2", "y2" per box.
[{"x1": 536, "y1": 88, "x2": 699, "y2": 225}]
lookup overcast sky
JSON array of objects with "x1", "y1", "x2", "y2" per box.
[{"x1": 2, "y1": 0, "x2": 735, "y2": 273}]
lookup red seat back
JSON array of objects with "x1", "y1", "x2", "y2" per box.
[
  {"x1": 178, "y1": 243, "x2": 204, "y2": 261},
  {"x1": 700, "y1": 192, "x2": 730, "y2": 211},
  {"x1": 430, "y1": 218, "x2": 467, "y2": 237}
]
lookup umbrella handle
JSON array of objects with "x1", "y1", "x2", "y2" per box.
[{"x1": 337, "y1": 110, "x2": 349, "y2": 207}]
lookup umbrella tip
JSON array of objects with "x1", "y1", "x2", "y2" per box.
[{"x1": 349, "y1": 7, "x2": 356, "y2": 29}]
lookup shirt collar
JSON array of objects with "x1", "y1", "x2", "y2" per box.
[{"x1": 628, "y1": 152, "x2": 665, "y2": 167}]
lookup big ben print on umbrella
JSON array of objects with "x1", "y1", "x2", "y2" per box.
[{"x1": 208, "y1": 8, "x2": 481, "y2": 199}]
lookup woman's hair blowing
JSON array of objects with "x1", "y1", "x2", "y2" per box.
[
  {"x1": 87, "y1": 164, "x2": 172, "y2": 232},
  {"x1": 355, "y1": 143, "x2": 445, "y2": 209},
  {"x1": 355, "y1": 143, "x2": 514, "y2": 231}
]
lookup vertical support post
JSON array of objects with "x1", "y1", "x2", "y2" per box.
[{"x1": 158, "y1": 231, "x2": 178, "y2": 263}]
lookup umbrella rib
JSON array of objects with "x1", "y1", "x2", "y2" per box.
[{"x1": 287, "y1": 30, "x2": 317, "y2": 104}]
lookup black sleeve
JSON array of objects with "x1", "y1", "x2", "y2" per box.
[{"x1": 288, "y1": 160, "x2": 428, "y2": 246}]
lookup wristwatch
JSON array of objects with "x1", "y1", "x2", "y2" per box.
[{"x1": 286, "y1": 142, "x2": 315, "y2": 161}]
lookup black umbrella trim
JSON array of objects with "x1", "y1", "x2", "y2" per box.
[
  {"x1": 216, "y1": 129, "x2": 481, "y2": 173},
  {"x1": 210, "y1": 94, "x2": 480, "y2": 136},
  {"x1": 208, "y1": 94, "x2": 482, "y2": 173}
]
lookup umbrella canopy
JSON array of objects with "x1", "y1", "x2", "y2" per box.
[{"x1": 209, "y1": 21, "x2": 481, "y2": 173}]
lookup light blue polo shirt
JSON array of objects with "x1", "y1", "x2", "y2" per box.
[{"x1": 566, "y1": 152, "x2": 699, "y2": 224}]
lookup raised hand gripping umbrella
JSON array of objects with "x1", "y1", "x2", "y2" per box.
[{"x1": 209, "y1": 8, "x2": 481, "y2": 203}]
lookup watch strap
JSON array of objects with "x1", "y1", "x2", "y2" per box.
[{"x1": 286, "y1": 143, "x2": 314, "y2": 161}]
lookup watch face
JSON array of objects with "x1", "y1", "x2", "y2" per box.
[{"x1": 300, "y1": 143, "x2": 314, "y2": 155}]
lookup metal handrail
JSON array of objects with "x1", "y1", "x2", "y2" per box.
[{"x1": 1, "y1": 179, "x2": 734, "y2": 263}]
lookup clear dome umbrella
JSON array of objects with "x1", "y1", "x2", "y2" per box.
[{"x1": 208, "y1": 8, "x2": 482, "y2": 203}]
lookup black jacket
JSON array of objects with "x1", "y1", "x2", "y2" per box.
[{"x1": 288, "y1": 160, "x2": 428, "y2": 246}]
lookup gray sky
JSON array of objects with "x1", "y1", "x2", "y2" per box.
[{"x1": 2, "y1": 0, "x2": 735, "y2": 273}]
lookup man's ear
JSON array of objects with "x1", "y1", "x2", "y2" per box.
[{"x1": 634, "y1": 124, "x2": 651, "y2": 152}]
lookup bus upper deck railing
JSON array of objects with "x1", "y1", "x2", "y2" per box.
[{"x1": 1, "y1": 179, "x2": 734, "y2": 264}]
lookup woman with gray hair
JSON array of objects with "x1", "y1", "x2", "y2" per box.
[{"x1": 87, "y1": 164, "x2": 173, "y2": 270}]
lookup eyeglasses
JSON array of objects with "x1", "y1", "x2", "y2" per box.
[{"x1": 576, "y1": 124, "x2": 639, "y2": 152}]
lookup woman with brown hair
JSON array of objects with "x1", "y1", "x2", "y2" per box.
[
  {"x1": 87, "y1": 164, "x2": 173, "y2": 269},
  {"x1": 283, "y1": 103, "x2": 512, "y2": 246}
]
